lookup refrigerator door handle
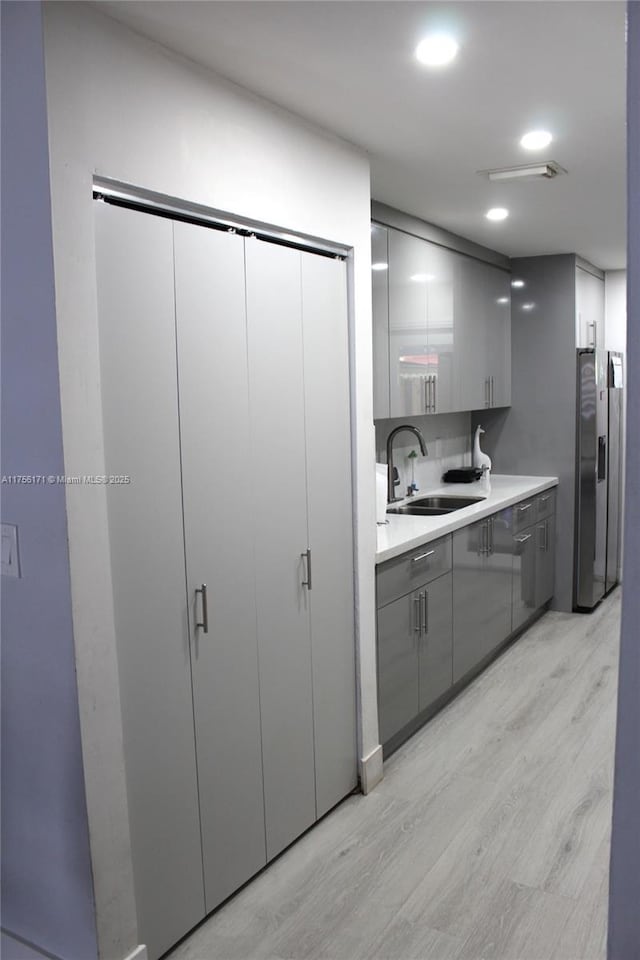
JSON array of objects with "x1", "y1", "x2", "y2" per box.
[{"x1": 597, "y1": 435, "x2": 607, "y2": 481}]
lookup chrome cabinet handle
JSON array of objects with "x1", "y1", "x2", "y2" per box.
[
  {"x1": 411, "y1": 549, "x2": 435, "y2": 563},
  {"x1": 518, "y1": 503, "x2": 532, "y2": 514},
  {"x1": 490, "y1": 376, "x2": 494, "y2": 406},
  {"x1": 488, "y1": 517, "x2": 494, "y2": 554},
  {"x1": 422, "y1": 591, "x2": 429, "y2": 635},
  {"x1": 485, "y1": 377, "x2": 490, "y2": 408},
  {"x1": 537, "y1": 521, "x2": 548, "y2": 551},
  {"x1": 414, "y1": 595, "x2": 421, "y2": 633},
  {"x1": 479, "y1": 521, "x2": 487, "y2": 556},
  {"x1": 424, "y1": 376, "x2": 429, "y2": 412},
  {"x1": 515, "y1": 533, "x2": 532, "y2": 544},
  {"x1": 589, "y1": 321, "x2": 596, "y2": 347},
  {"x1": 301, "y1": 548, "x2": 312, "y2": 589},
  {"x1": 195, "y1": 583, "x2": 209, "y2": 633},
  {"x1": 432, "y1": 377, "x2": 437, "y2": 413}
]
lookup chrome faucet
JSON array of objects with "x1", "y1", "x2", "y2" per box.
[{"x1": 386, "y1": 425, "x2": 428, "y2": 503}]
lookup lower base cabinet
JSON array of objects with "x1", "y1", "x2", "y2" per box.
[
  {"x1": 452, "y1": 511, "x2": 512, "y2": 683},
  {"x1": 377, "y1": 488, "x2": 557, "y2": 753},
  {"x1": 377, "y1": 538, "x2": 453, "y2": 747}
]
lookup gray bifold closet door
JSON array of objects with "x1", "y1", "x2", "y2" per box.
[
  {"x1": 173, "y1": 222, "x2": 268, "y2": 909},
  {"x1": 95, "y1": 204, "x2": 206, "y2": 960},
  {"x1": 95, "y1": 205, "x2": 356, "y2": 960}
]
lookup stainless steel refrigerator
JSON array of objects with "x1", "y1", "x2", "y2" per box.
[{"x1": 575, "y1": 348, "x2": 624, "y2": 609}]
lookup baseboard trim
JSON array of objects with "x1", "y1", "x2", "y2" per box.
[
  {"x1": 123, "y1": 946, "x2": 148, "y2": 960},
  {"x1": 359, "y1": 744, "x2": 383, "y2": 794}
]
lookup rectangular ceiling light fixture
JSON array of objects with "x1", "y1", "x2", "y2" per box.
[{"x1": 480, "y1": 161, "x2": 567, "y2": 182}]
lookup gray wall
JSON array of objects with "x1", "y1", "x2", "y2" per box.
[
  {"x1": 607, "y1": 2, "x2": 640, "y2": 955},
  {"x1": 0, "y1": 4, "x2": 97, "y2": 958},
  {"x1": 472, "y1": 255, "x2": 578, "y2": 612}
]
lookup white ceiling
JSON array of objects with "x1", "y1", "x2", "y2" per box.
[{"x1": 95, "y1": 0, "x2": 627, "y2": 269}]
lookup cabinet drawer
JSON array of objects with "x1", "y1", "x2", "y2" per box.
[
  {"x1": 536, "y1": 489, "x2": 556, "y2": 522},
  {"x1": 513, "y1": 499, "x2": 536, "y2": 533},
  {"x1": 377, "y1": 535, "x2": 452, "y2": 608}
]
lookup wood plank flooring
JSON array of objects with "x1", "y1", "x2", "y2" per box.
[{"x1": 167, "y1": 591, "x2": 620, "y2": 960}]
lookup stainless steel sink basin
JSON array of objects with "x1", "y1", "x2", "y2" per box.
[
  {"x1": 386, "y1": 494, "x2": 484, "y2": 517},
  {"x1": 411, "y1": 495, "x2": 484, "y2": 509}
]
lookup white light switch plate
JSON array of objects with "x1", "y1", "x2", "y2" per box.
[{"x1": 1, "y1": 523, "x2": 20, "y2": 578}]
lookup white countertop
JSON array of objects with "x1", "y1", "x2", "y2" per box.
[{"x1": 376, "y1": 474, "x2": 558, "y2": 564}]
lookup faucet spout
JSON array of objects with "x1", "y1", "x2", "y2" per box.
[{"x1": 386, "y1": 425, "x2": 428, "y2": 503}]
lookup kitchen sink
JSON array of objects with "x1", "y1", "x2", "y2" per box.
[{"x1": 387, "y1": 494, "x2": 484, "y2": 517}]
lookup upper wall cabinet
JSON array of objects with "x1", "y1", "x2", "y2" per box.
[
  {"x1": 576, "y1": 265, "x2": 605, "y2": 349},
  {"x1": 373, "y1": 222, "x2": 511, "y2": 419}
]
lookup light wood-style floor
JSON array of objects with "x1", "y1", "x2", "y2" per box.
[{"x1": 168, "y1": 591, "x2": 620, "y2": 960}]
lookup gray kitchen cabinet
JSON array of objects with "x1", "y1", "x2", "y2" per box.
[
  {"x1": 96, "y1": 205, "x2": 356, "y2": 960},
  {"x1": 576, "y1": 265, "x2": 605, "y2": 349},
  {"x1": 388, "y1": 229, "x2": 430, "y2": 417},
  {"x1": 372, "y1": 223, "x2": 390, "y2": 419},
  {"x1": 512, "y1": 495, "x2": 556, "y2": 632},
  {"x1": 512, "y1": 525, "x2": 538, "y2": 633},
  {"x1": 452, "y1": 510, "x2": 513, "y2": 683},
  {"x1": 455, "y1": 254, "x2": 511, "y2": 411},
  {"x1": 376, "y1": 222, "x2": 511, "y2": 417},
  {"x1": 377, "y1": 592, "x2": 420, "y2": 745},
  {"x1": 535, "y1": 512, "x2": 556, "y2": 607},
  {"x1": 418, "y1": 571, "x2": 454, "y2": 709},
  {"x1": 377, "y1": 572, "x2": 453, "y2": 746},
  {"x1": 376, "y1": 536, "x2": 453, "y2": 747}
]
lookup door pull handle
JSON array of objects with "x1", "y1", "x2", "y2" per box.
[
  {"x1": 422, "y1": 592, "x2": 429, "y2": 635},
  {"x1": 301, "y1": 548, "x2": 312, "y2": 589},
  {"x1": 195, "y1": 583, "x2": 209, "y2": 633},
  {"x1": 411, "y1": 549, "x2": 435, "y2": 563},
  {"x1": 414, "y1": 595, "x2": 422, "y2": 634}
]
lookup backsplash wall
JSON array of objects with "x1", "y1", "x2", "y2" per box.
[{"x1": 375, "y1": 412, "x2": 473, "y2": 496}]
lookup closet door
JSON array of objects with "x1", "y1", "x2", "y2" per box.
[
  {"x1": 94, "y1": 204, "x2": 205, "y2": 960},
  {"x1": 173, "y1": 222, "x2": 267, "y2": 911},
  {"x1": 300, "y1": 253, "x2": 357, "y2": 816},
  {"x1": 244, "y1": 238, "x2": 316, "y2": 860}
]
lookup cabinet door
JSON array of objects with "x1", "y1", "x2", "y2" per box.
[
  {"x1": 483, "y1": 511, "x2": 514, "y2": 653},
  {"x1": 484, "y1": 264, "x2": 511, "y2": 407},
  {"x1": 174, "y1": 223, "x2": 267, "y2": 911},
  {"x1": 418, "y1": 573, "x2": 453, "y2": 710},
  {"x1": 245, "y1": 239, "x2": 316, "y2": 860},
  {"x1": 426, "y1": 245, "x2": 455, "y2": 414},
  {"x1": 512, "y1": 526, "x2": 537, "y2": 633},
  {"x1": 452, "y1": 519, "x2": 489, "y2": 682},
  {"x1": 377, "y1": 594, "x2": 420, "y2": 745},
  {"x1": 535, "y1": 514, "x2": 556, "y2": 607},
  {"x1": 576, "y1": 267, "x2": 605, "y2": 349},
  {"x1": 388, "y1": 229, "x2": 430, "y2": 417},
  {"x1": 372, "y1": 223, "x2": 390, "y2": 419},
  {"x1": 454, "y1": 256, "x2": 491, "y2": 411},
  {"x1": 95, "y1": 204, "x2": 205, "y2": 959},
  {"x1": 453, "y1": 513, "x2": 512, "y2": 682},
  {"x1": 300, "y1": 252, "x2": 357, "y2": 818}
]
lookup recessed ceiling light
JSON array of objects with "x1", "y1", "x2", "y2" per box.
[
  {"x1": 410, "y1": 273, "x2": 436, "y2": 283},
  {"x1": 511, "y1": 279, "x2": 525, "y2": 288},
  {"x1": 415, "y1": 34, "x2": 459, "y2": 67},
  {"x1": 486, "y1": 207, "x2": 509, "y2": 222},
  {"x1": 520, "y1": 129, "x2": 553, "y2": 151},
  {"x1": 372, "y1": 262, "x2": 388, "y2": 271},
  {"x1": 497, "y1": 297, "x2": 509, "y2": 304},
  {"x1": 522, "y1": 302, "x2": 535, "y2": 310}
]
